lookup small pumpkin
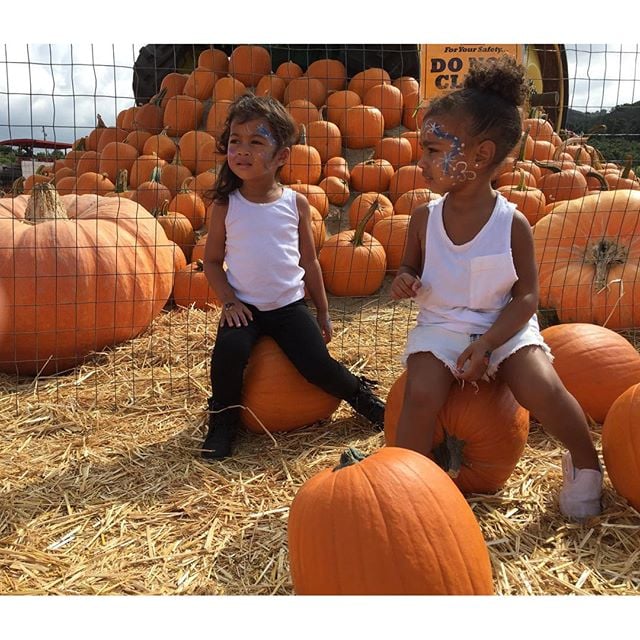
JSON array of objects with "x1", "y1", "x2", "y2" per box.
[
  {"x1": 343, "y1": 105, "x2": 385, "y2": 149},
  {"x1": 173, "y1": 259, "x2": 220, "y2": 310},
  {"x1": 280, "y1": 127, "x2": 322, "y2": 186},
  {"x1": 348, "y1": 192, "x2": 394, "y2": 233},
  {"x1": 229, "y1": 45, "x2": 272, "y2": 86},
  {"x1": 319, "y1": 197, "x2": 387, "y2": 296},
  {"x1": 350, "y1": 158, "x2": 395, "y2": 193},
  {"x1": 372, "y1": 215, "x2": 411, "y2": 273}
]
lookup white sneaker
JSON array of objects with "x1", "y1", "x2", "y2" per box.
[{"x1": 558, "y1": 451, "x2": 602, "y2": 519}]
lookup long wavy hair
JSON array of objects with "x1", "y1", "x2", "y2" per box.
[{"x1": 207, "y1": 94, "x2": 299, "y2": 204}]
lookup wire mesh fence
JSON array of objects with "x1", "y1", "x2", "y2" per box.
[
  {"x1": 1, "y1": 43, "x2": 640, "y2": 599},
  {"x1": 1, "y1": 43, "x2": 640, "y2": 405}
]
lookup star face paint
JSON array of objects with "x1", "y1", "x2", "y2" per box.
[{"x1": 419, "y1": 118, "x2": 477, "y2": 186}]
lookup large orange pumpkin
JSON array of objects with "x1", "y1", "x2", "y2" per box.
[
  {"x1": 240, "y1": 336, "x2": 340, "y2": 433},
  {"x1": 540, "y1": 322, "x2": 640, "y2": 423},
  {"x1": 287, "y1": 446, "x2": 494, "y2": 595},
  {"x1": 601, "y1": 382, "x2": 640, "y2": 511},
  {"x1": 384, "y1": 371, "x2": 529, "y2": 494},
  {"x1": 534, "y1": 190, "x2": 640, "y2": 329},
  {"x1": 0, "y1": 184, "x2": 176, "y2": 375}
]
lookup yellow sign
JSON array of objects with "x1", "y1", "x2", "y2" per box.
[{"x1": 420, "y1": 44, "x2": 525, "y2": 100}]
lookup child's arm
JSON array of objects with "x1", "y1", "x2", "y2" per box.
[
  {"x1": 296, "y1": 193, "x2": 332, "y2": 343},
  {"x1": 391, "y1": 203, "x2": 428, "y2": 300},
  {"x1": 456, "y1": 210, "x2": 539, "y2": 380},
  {"x1": 202, "y1": 200, "x2": 254, "y2": 327}
]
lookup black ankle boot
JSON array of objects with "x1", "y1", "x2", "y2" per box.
[
  {"x1": 201, "y1": 400, "x2": 240, "y2": 460},
  {"x1": 346, "y1": 376, "x2": 386, "y2": 431}
]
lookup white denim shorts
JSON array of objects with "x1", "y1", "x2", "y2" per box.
[{"x1": 402, "y1": 318, "x2": 553, "y2": 380}]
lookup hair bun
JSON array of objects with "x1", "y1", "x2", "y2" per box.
[{"x1": 463, "y1": 55, "x2": 528, "y2": 107}]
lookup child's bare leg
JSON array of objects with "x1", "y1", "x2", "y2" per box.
[
  {"x1": 395, "y1": 352, "x2": 456, "y2": 457},
  {"x1": 498, "y1": 346, "x2": 599, "y2": 470}
]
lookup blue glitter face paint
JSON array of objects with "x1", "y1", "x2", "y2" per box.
[
  {"x1": 420, "y1": 118, "x2": 477, "y2": 182},
  {"x1": 256, "y1": 123, "x2": 277, "y2": 146},
  {"x1": 422, "y1": 119, "x2": 464, "y2": 176}
]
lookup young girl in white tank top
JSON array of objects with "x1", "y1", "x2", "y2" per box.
[
  {"x1": 391, "y1": 56, "x2": 602, "y2": 520},
  {"x1": 200, "y1": 95, "x2": 385, "y2": 460}
]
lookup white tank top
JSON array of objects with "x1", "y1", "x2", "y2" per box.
[
  {"x1": 415, "y1": 192, "x2": 519, "y2": 334},
  {"x1": 224, "y1": 187, "x2": 306, "y2": 311}
]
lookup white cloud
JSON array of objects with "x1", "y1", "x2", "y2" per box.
[
  {"x1": 1, "y1": 44, "x2": 140, "y2": 144},
  {"x1": 566, "y1": 44, "x2": 640, "y2": 111}
]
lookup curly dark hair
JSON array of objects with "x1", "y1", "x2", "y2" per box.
[
  {"x1": 207, "y1": 93, "x2": 299, "y2": 203},
  {"x1": 423, "y1": 55, "x2": 529, "y2": 166}
]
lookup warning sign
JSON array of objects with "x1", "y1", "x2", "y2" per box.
[{"x1": 420, "y1": 44, "x2": 524, "y2": 100}]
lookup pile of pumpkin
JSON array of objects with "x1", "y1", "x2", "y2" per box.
[{"x1": 9, "y1": 44, "x2": 440, "y2": 309}]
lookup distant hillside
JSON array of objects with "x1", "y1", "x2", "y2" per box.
[{"x1": 565, "y1": 102, "x2": 640, "y2": 165}]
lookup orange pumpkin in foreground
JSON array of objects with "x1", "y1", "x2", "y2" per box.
[
  {"x1": 541, "y1": 322, "x2": 640, "y2": 423},
  {"x1": 240, "y1": 336, "x2": 340, "y2": 433},
  {"x1": 288, "y1": 446, "x2": 494, "y2": 595},
  {"x1": 384, "y1": 371, "x2": 529, "y2": 494},
  {"x1": 602, "y1": 383, "x2": 640, "y2": 511},
  {"x1": 0, "y1": 184, "x2": 176, "y2": 375}
]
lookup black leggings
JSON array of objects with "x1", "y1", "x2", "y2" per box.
[{"x1": 210, "y1": 299, "x2": 359, "y2": 408}]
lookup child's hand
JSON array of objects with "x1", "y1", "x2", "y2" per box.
[
  {"x1": 317, "y1": 311, "x2": 333, "y2": 343},
  {"x1": 456, "y1": 340, "x2": 492, "y2": 382},
  {"x1": 391, "y1": 273, "x2": 423, "y2": 300},
  {"x1": 220, "y1": 299, "x2": 253, "y2": 327}
]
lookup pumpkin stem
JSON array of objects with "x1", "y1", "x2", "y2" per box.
[
  {"x1": 195, "y1": 259, "x2": 205, "y2": 272},
  {"x1": 332, "y1": 447, "x2": 368, "y2": 471},
  {"x1": 585, "y1": 169, "x2": 609, "y2": 191},
  {"x1": 24, "y1": 183, "x2": 69, "y2": 224},
  {"x1": 351, "y1": 197, "x2": 379, "y2": 247},
  {"x1": 432, "y1": 429, "x2": 466, "y2": 478},
  {"x1": 96, "y1": 113, "x2": 107, "y2": 129},
  {"x1": 514, "y1": 168, "x2": 528, "y2": 192},
  {"x1": 517, "y1": 127, "x2": 530, "y2": 162},
  {"x1": 586, "y1": 239, "x2": 628, "y2": 292},
  {"x1": 621, "y1": 154, "x2": 634, "y2": 180}
]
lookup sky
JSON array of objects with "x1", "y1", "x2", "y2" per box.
[{"x1": 1, "y1": 4, "x2": 639, "y2": 146}]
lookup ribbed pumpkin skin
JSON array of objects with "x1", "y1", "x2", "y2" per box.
[
  {"x1": 288, "y1": 447, "x2": 494, "y2": 595},
  {"x1": 0, "y1": 191, "x2": 175, "y2": 375},
  {"x1": 318, "y1": 231, "x2": 386, "y2": 296},
  {"x1": 602, "y1": 383, "x2": 640, "y2": 511},
  {"x1": 240, "y1": 337, "x2": 340, "y2": 433},
  {"x1": 541, "y1": 323, "x2": 640, "y2": 423},
  {"x1": 384, "y1": 371, "x2": 529, "y2": 494},
  {"x1": 533, "y1": 190, "x2": 640, "y2": 329}
]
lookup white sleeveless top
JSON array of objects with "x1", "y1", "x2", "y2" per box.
[
  {"x1": 415, "y1": 192, "x2": 519, "y2": 334},
  {"x1": 224, "y1": 187, "x2": 306, "y2": 311}
]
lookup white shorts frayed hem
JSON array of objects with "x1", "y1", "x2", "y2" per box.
[{"x1": 401, "y1": 319, "x2": 553, "y2": 380}]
